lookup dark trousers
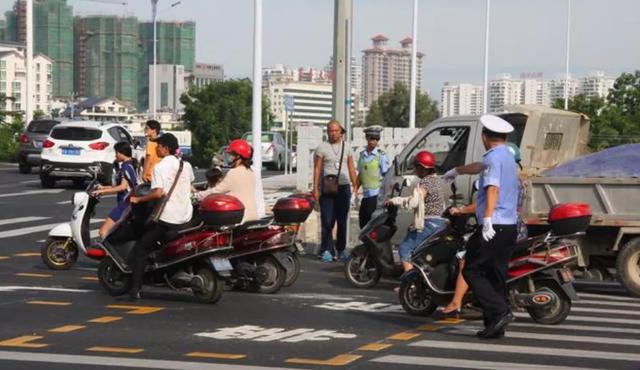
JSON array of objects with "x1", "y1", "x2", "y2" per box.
[
  {"x1": 130, "y1": 222, "x2": 172, "y2": 294},
  {"x1": 320, "y1": 184, "x2": 351, "y2": 256},
  {"x1": 359, "y1": 195, "x2": 378, "y2": 229},
  {"x1": 462, "y1": 225, "x2": 517, "y2": 326}
]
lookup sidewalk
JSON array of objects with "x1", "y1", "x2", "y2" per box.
[{"x1": 262, "y1": 174, "x2": 296, "y2": 191}]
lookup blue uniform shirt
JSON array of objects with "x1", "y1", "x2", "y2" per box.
[
  {"x1": 357, "y1": 147, "x2": 389, "y2": 198},
  {"x1": 476, "y1": 144, "x2": 519, "y2": 225}
]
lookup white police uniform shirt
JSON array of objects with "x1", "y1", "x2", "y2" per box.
[
  {"x1": 475, "y1": 144, "x2": 518, "y2": 225},
  {"x1": 151, "y1": 155, "x2": 195, "y2": 225}
]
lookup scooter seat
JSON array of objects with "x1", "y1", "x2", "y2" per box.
[
  {"x1": 164, "y1": 221, "x2": 205, "y2": 241},
  {"x1": 511, "y1": 233, "x2": 549, "y2": 257},
  {"x1": 235, "y1": 216, "x2": 274, "y2": 233}
]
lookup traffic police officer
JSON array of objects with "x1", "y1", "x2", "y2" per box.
[
  {"x1": 461, "y1": 115, "x2": 519, "y2": 339},
  {"x1": 356, "y1": 126, "x2": 389, "y2": 228}
]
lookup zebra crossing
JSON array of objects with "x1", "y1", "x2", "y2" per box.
[
  {"x1": 364, "y1": 293, "x2": 640, "y2": 370},
  {"x1": 0, "y1": 216, "x2": 103, "y2": 242}
]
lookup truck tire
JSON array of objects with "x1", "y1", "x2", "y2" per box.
[{"x1": 616, "y1": 237, "x2": 640, "y2": 298}]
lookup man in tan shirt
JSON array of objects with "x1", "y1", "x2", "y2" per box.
[{"x1": 142, "y1": 120, "x2": 162, "y2": 183}]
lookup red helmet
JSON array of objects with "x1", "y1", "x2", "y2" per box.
[
  {"x1": 414, "y1": 150, "x2": 436, "y2": 169},
  {"x1": 226, "y1": 139, "x2": 253, "y2": 160}
]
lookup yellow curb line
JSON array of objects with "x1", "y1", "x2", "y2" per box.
[
  {"x1": 13, "y1": 253, "x2": 41, "y2": 257},
  {"x1": 49, "y1": 325, "x2": 86, "y2": 333},
  {"x1": 357, "y1": 343, "x2": 392, "y2": 352},
  {"x1": 186, "y1": 352, "x2": 246, "y2": 360},
  {"x1": 107, "y1": 304, "x2": 164, "y2": 315},
  {"x1": 286, "y1": 354, "x2": 362, "y2": 366},
  {"x1": 387, "y1": 332, "x2": 421, "y2": 341},
  {"x1": 0, "y1": 335, "x2": 49, "y2": 348},
  {"x1": 27, "y1": 300, "x2": 72, "y2": 306},
  {"x1": 16, "y1": 273, "x2": 52, "y2": 278},
  {"x1": 88, "y1": 316, "x2": 122, "y2": 323},
  {"x1": 87, "y1": 346, "x2": 144, "y2": 354}
]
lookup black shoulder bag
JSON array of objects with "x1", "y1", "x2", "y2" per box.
[{"x1": 322, "y1": 141, "x2": 345, "y2": 196}]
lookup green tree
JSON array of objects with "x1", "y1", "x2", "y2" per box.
[
  {"x1": 0, "y1": 94, "x2": 24, "y2": 161},
  {"x1": 365, "y1": 81, "x2": 440, "y2": 128},
  {"x1": 554, "y1": 71, "x2": 640, "y2": 151},
  {"x1": 180, "y1": 79, "x2": 272, "y2": 167}
]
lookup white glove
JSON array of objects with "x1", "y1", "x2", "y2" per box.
[
  {"x1": 442, "y1": 168, "x2": 459, "y2": 182},
  {"x1": 482, "y1": 217, "x2": 496, "y2": 242}
]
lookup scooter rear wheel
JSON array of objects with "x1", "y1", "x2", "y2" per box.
[
  {"x1": 399, "y1": 278, "x2": 437, "y2": 316},
  {"x1": 283, "y1": 252, "x2": 301, "y2": 287},
  {"x1": 526, "y1": 281, "x2": 572, "y2": 325},
  {"x1": 41, "y1": 237, "x2": 78, "y2": 270},
  {"x1": 250, "y1": 255, "x2": 286, "y2": 294},
  {"x1": 192, "y1": 267, "x2": 224, "y2": 304},
  {"x1": 97, "y1": 258, "x2": 131, "y2": 296},
  {"x1": 344, "y1": 249, "x2": 381, "y2": 288}
]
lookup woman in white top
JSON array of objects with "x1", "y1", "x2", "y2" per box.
[{"x1": 194, "y1": 139, "x2": 258, "y2": 223}]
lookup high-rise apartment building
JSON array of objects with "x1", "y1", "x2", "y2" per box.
[
  {"x1": 362, "y1": 35, "x2": 424, "y2": 107},
  {"x1": 579, "y1": 71, "x2": 615, "y2": 99},
  {"x1": 73, "y1": 16, "x2": 140, "y2": 108},
  {"x1": 150, "y1": 64, "x2": 185, "y2": 114},
  {"x1": 440, "y1": 83, "x2": 483, "y2": 118},
  {"x1": 138, "y1": 21, "x2": 195, "y2": 111},
  {"x1": 190, "y1": 62, "x2": 223, "y2": 89},
  {"x1": 0, "y1": 43, "x2": 52, "y2": 115},
  {"x1": 4, "y1": 0, "x2": 73, "y2": 99},
  {"x1": 548, "y1": 75, "x2": 580, "y2": 105}
]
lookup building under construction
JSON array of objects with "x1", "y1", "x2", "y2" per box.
[
  {"x1": 74, "y1": 15, "x2": 140, "y2": 109},
  {"x1": 137, "y1": 21, "x2": 195, "y2": 111},
  {"x1": 4, "y1": 0, "x2": 73, "y2": 99}
]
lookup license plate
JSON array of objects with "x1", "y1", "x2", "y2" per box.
[
  {"x1": 62, "y1": 148, "x2": 80, "y2": 156},
  {"x1": 210, "y1": 257, "x2": 233, "y2": 272},
  {"x1": 34, "y1": 140, "x2": 42, "y2": 148}
]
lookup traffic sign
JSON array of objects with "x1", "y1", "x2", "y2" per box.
[{"x1": 284, "y1": 95, "x2": 295, "y2": 112}]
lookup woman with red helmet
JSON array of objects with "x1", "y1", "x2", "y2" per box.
[
  {"x1": 193, "y1": 139, "x2": 258, "y2": 223},
  {"x1": 385, "y1": 150, "x2": 447, "y2": 278}
]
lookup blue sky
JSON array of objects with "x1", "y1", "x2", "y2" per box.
[{"x1": 3, "y1": 0, "x2": 639, "y2": 100}]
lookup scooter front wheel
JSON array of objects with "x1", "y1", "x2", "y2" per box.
[
  {"x1": 250, "y1": 255, "x2": 286, "y2": 294},
  {"x1": 41, "y1": 237, "x2": 78, "y2": 270},
  {"x1": 97, "y1": 258, "x2": 131, "y2": 296},
  {"x1": 283, "y1": 252, "x2": 301, "y2": 287},
  {"x1": 192, "y1": 267, "x2": 224, "y2": 304},
  {"x1": 399, "y1": 278, "x2": 437, "y2": 316},
  {"x1": 344, "y1": 248, "x2": 381, "y2": 288}
]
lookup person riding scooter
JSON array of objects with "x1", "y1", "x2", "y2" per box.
[
  {"x1": 384, "y1": 150, "x2": 447, "y2": 288},
  {"x1": 193, "y1": 139, "x2": 258, "y2": 223},
  {"x1": 128, "y1": 133, "x2": 195, "y2": 299}
]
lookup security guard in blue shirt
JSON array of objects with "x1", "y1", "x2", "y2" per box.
[
  {"x1": 356, "y1": 126, "x2": 389, "y2": 228},
  {"x1": 461, "y1": 115, "x2": 519, "y2": 339}
]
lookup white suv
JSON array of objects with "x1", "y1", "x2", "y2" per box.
[{"x1": 40, "y1": 121, "x2": 143, "y2": 188}]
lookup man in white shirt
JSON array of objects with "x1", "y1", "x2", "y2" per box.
[{"x1": 128, "y1": 133, "x2": 195, "y2": 299}]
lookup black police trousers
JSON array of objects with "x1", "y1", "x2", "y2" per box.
[
  {"x1": 462, "y1": 225, "x2": 517, "y2": 326},
  {"x1": 359, "y1": 195, "x2": 378, "y2": 229}
]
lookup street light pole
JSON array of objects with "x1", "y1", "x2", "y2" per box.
[
  {"x1": 251, "y1": 0, "x2": 265, "y2": 217},
  {"x1": 409, "y1": 0, "x2": 418, "y2": 129},
  {"x1": 25, "y1": 0, "x2": 33, "y2": 124},
  {"x1": 482, "y1": 0, "x2": 491, "y2": 114},
  {"x1": 564, "y1": 0, "x2": 571, "y2": 110},
  {"x1": 151, "y1": 0, "x2": 158, "y2": 120}
]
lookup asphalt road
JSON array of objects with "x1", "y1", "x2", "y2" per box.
[{"x1": 0, "y1": 162, "x2": 639, "y2": 370}]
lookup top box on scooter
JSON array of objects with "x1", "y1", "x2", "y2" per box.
[
  {"x1": 200, "y1": 194, "x2": 245, "y2": 227},
  {"x1": 272, "y1": 194, "x2": 313, "y2": 224},
  {"x1": 548, "y1": 203, "x2": 592, "y2": 235}
]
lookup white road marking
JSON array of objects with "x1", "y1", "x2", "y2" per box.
[
  {"x1": 1, "y1": 220, "x2": 103, "y2": 239},
  {"x1": 18, "y1": 180, "x2": 40, "y2": 184},
  {"x1": 56, "y1": 200, "x2": 72, "y2": 205},
  {"x1": 371, "y1": 355, "x2": 602, "y2": 370},
  {"x1": 281, "y1": 293, "x2": 370, "y2": 301},
  {"x1": 575, "y1": 299, "x2": 640, "y2": 308},
  {"x1": 578, "y1": 292, "x2": 640, "y2": 302},
  {"x1": 195, "y1": 325, "x2": 356, "y2": 343},
  {"x1": 509, "y1": 322, "x2": 640, "y2": 335},
  {"x1": 409, "y1": 339, "x2": 640, "y2": 362},
  {"x1": 0, "y1": 350, "x2": 303, "y2": 370},
  {"x1": 0, "y1": 189, "x2": 65, "y2": 198},
  {"x1": 0, "y1": 286, "x2": 92, "y2": 293},
  {"x1": 0, "y1": 216, "x2": 50, "y2": 226},
  {"x1": 514, "y1": 312, "x2": 640, "y2": 325},
  {"x1": 314, "y1": 301, "x2": 404, "y2": 313},
  {"x1": 571, "y1": 306, "x2": 640, "y2": 316}
]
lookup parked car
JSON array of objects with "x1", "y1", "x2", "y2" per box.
[
  {"x1": 39, "y1": 121, "x2": 144, "y2": 188},
  {"x1": 242, "y1": 131, "x2": 288, "y2": 171},
  {"x1": 16, "y1": 119, "x2": 61, "y2": 174}
]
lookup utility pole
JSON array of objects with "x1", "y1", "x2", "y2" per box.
[
  {"x1": 409, "y1": 0, "x2": 418, "y2": 129},
  {"x1": 251, "y1": 0, "x2": 265, "y2": 217},
  {"x1": 25, "y1": 0, "x2": 33, "y2": 124},
  {"x1": 151, "y1": 0, "x2": 159, "y2": 120},
  {"x1": 482, "y1": 0, "x2": 491, "y2": 114},
  {"x1": 564, "y1": 0, "x2": 572, "y2": 110},
  {"x1": 332, "y1": 0, "x2": 352, "y2": 139}
]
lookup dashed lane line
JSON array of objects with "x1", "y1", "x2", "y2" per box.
[
  {"x1": 13, "y1": 253, "x2": 40, "y2": 257},
  {"x1": 0, "y1": 189, "x2": 65, "y2": 198},
  {"x1": 15, "y1": 273, "x2": 52, "y2": 278},
  {"x1": 27, "y1": 300, "x2": 72, "y2": 306},
  {"x1": 286, "y1": 354, "x2": 362, "y2": 366},
  {"x1": 87, "y1": 316, "x2": 122, "y2": 324},
  {"x1": 48, "y1": 325, "x2": 86, "y2": 333},
  {"x1": 387, "y1": 332, "x2": 421, "y2": 341},
  {"x1": 0, "y1": 256, "x2": 8, "y2": 260},
  {"x1": 107, "y1": 304, "x2": 164, "y2": 315},
  {"x1": 0, "y1": 336, "x2": 48, "y2": 349},
  {"x1": 81, "y1": 276, "x2": 99, "y2": 281},
  {"x1": 0, "y1": 216, "x2": 50, "y2": 226},
  {"x1": 185, "y1": 352, "x2": 246, "y2": 360},
  {"x1": 357, "y1": 343, "x2": 392, "y2": 351},
  {"x1": 86, "y1": 346, "x2": 144, "y2": 354}
]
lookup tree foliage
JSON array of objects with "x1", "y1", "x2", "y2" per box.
[
  {"x1": 365, "y1": 81, "x2": 440, "y2": 128},
  {"x1": 180, "y1": 79, "x2": 272, "y2": 167},
  {"x1": 0, "y1": 94, "x2": 24, "y2": 161},
  {"x1": 553, "y1": 70, "x2": 640, "y2": 151}
]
